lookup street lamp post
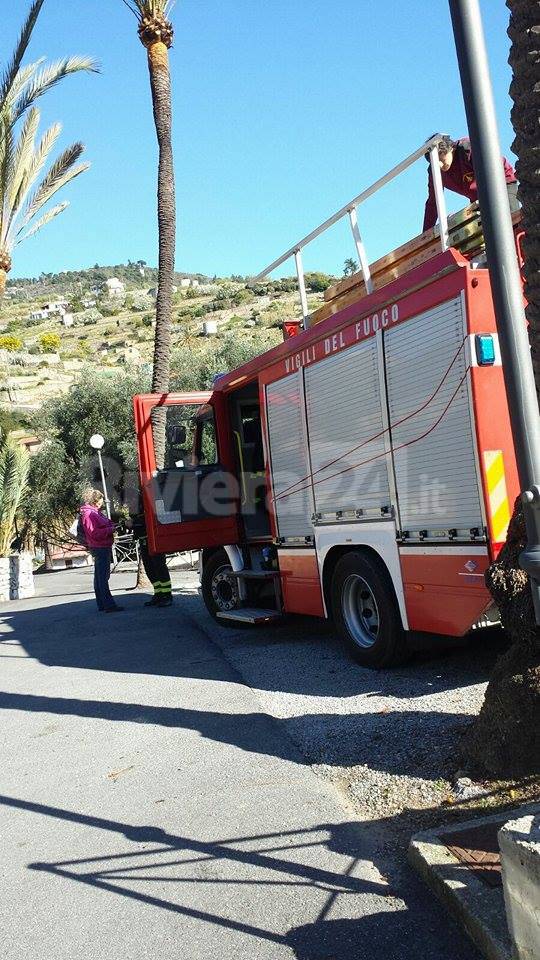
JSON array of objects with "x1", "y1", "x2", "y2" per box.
[
  {"x1": 448, "y1": 0, "x2": 540, "y2": 625},
  {"x1": 89, "y1": 433, "x2": 111, "y2": 519}
]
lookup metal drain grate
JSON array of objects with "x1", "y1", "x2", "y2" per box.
[{"x1": 440, "y1": 819, "x2": 509, "y2": 888}]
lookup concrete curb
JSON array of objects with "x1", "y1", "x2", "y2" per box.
[{"x1": 409, "y1": 804, "x2": 540, "y2": 960}]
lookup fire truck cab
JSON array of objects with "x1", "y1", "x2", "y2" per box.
[{"x1": 134, "y1": 136, "x2": 522, "y2": 668}]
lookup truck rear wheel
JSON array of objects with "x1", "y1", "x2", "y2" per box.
[
  {"x1": 331, "y1": 551, "x2": 407, "y2": 668},
  {"x1": 201, "y1": 549, "x2": 242, "y2": 624}
]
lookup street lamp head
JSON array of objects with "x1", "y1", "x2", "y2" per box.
[{"x1": 89, "y1": 433, "x2": 105, "y2": 450}]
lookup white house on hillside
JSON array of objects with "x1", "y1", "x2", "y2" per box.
[
  {"x1": 44, "y1": 300, "x2": 68, "y2": 314},
  {"x1": 103, "y1": 277, "x2": 125, "y2": 297}
]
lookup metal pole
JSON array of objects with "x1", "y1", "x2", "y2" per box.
[
  {"x1": 348, "y1": 207, "x2": 374, "y2": 293},
  {"x1": 96, "y1": 448, "x2": 111, "y2": 519},
  {"x1": 294, "y1": 249, "x2": 310, "y2": 329},
  {"x1": 449, "y1": 0, "x2": 540, "y2": 623},
  {"x1": 96, "y1": 447, "x2": 117, "y2": 566},
  {"x1": 429, "y1": 146, "x2": 449, "y2": 250}
]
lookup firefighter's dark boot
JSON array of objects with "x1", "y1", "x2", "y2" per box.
[
  {"x1": 144, "y1": 596, "x2": 160, "y2": 607},
  {"x1": 154, "y1": 594, "x2": 173, "y2": 607}
]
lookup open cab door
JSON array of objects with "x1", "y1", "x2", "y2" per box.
[{"x1": 133, "y1": 391, "x2": 241, "y2": 554}]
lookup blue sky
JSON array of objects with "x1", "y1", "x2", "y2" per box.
[{"x1": 3, "y1": 0, "x2": 514, "y2": 280}]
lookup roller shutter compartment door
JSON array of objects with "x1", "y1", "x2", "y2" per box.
[
  {"x1": 266, "y1": 371, "x2": 313, "y2": 539},
  {"x1": 385, "y1": 296, "x2": 483, "y2": 533},
  {"x1": 305, "y1": 338, "x2": 390, "y2": 516}
]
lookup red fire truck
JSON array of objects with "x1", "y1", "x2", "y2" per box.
[{"x1": 134, "y1": 137, "x2": 522, "y2": 667}]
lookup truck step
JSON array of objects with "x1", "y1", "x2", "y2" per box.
[
  {"x1": 229, "y1": 570, "x2": 281, "y2": 580},
  {"x1": 216, "y1": 607, "x2": 283, "y2": 625}
]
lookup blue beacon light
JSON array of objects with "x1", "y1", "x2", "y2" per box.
[{"x1": 475, "y1": 334, "x2": 496, "y2": 366}]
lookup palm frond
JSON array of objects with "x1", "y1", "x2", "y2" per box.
[
  {"x1": 17, "y1": 159, "x2": 89, "y2": 238},
  {"x1": 0, "y1": 117, "x2": 14, "y2": 244},
  {"x1": 1, "y1": 118, "x2": 89, "y2": 256},
  {"x1": 0, "y1": 433, "x2": 29, "y2": 557},
  {"x1": 0, "y1": 0, "x2": 45, "y2": 112},
  {"x1": 12, "y1": 57, "x2": 100, "y2": 124},
  {"x1": 21, "y1": 142, "x2": 85, "y2": 226},
  {"x1": 16, "y1": 200, "x2": 70, "y2": 243},
  {"x1": 8, "y1": 121, "x2": 61, "y2": 232},
  {"x1": 7, "y1": 107, "x2": 39, "y2": 209},
  {"x1": 126, "y1": 0, "x2": 176, "y2": 17},
  {"x1": 6, "y1": 59, "x2": 44, "y2": 106}
]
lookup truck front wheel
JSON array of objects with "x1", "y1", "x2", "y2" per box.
[
  {"x1": 331, "y1": 551, "x2": 407, "y2": 668},
  {"x1": 201, "y1": 549, "x2": 241, "y2": 623}
]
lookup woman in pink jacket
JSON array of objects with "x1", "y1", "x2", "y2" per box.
[{"x1": 80, "y1": 488, "x2": 123, "y2": 613}]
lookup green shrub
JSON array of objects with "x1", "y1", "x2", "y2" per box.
[
  {"x1": 304, "y1": 271, "x2": 334, "y2": 292},
  {"x1": 231, "y1": 288, "x2": 252, "y2": 307}
]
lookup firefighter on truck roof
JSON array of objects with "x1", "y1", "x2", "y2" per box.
[{"x1": 422, "y1": 133, "x2": 518, "y2": 232}]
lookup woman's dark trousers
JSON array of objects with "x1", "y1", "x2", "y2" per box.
[{"x1": 92, "y1": 547, "x2": 115, "y2": 611}]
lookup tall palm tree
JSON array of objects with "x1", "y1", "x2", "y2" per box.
[
  {"x1": 0, "y1": 105, "x2": 90, "y2": 296},
  {"x1": 0, "y1": 1, "x2": 97, "y2": 294},
  {"x1": 465, "y1": 0, "x2": 540, "y2": 777},
  {"x1": 122, "y1": 0, "x2": 176, "y2": 397}
]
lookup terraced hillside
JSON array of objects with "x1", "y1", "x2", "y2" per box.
[{"x1": 0, "y1": 267, "x2": 334, "y2": 410}]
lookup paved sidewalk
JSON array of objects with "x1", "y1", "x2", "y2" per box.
[{"x1": 0, "y1": 567, "x2": 480, "y2": 960}]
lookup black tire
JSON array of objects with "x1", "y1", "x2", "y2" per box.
[
  {"x1": 331, "y1": 550, "x2": 407, "y2": 668},
  {"x1": 201, "y1": 549, "x2": 244, "y2": 627}
]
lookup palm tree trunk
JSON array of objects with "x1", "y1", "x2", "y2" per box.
[
  {"x1": 147, "y1": 39, "x2": 175, "y2": 396},
  {"x1": 507, "y1": 0, "x2": 540, "y2": 400},
  {"x1": 0, "y1": 250, "x2": 11, "y2": 300},
  {"x1": 464, "y1": 0, "x2": 540, "y2": 777},
  {"x1": 146, "y1": 39, "x2": 175, "y2": 469}
]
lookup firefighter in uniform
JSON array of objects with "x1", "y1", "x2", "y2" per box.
[
  {"x1": 423, "y1": 134, "x2": 518, "y2": 232},
  {"x1": 131, "y1": 512, "x2": 173, "y2": 607}
]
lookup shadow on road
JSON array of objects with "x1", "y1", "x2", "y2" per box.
[
  {"x1": 1, "y1": 569, "x2": 508, "y2": 698},
  {"x1": 0, "y1": 687, "x2": 478, "y2": 778},
  {"x1": 0, "y1": 793, "x2": 480, "y2": 959},
  {"x1": 0, "y1": 570, "x2": 509, "y2": 783}
]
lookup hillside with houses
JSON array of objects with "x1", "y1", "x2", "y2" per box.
[{"x1": 0, "y1": 264, "x2": 333, "y2": 413}]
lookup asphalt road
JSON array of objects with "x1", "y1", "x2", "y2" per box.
[{"x1": 0, "y1": 565, "x2": 483, "y2": 960}]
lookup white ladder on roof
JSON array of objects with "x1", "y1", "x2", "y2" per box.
[{"x1": 255, "y1": 134, "x2": 450, "y2": 328}]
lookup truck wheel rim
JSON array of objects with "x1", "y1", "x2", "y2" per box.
[
  {"x1": 211, "y1": 564, "x2": 239, "y2": 612},
  {"x1": 342, "y1": 574, "x2": 380, "y2": 649}
]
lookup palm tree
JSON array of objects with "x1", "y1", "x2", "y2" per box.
[
  {"x1": 122, "y1": 0, "x2": 176, "y2": 397},
  {"x1": 0, "y1": 431, "x2": 30, "y2": 557},
  {"x1": 0, "y1": 106, "x2": 90, "y2": 296},
  {"x1": 464, "y1": 0, "x2": 540, "y2": 777},
  {"x1": 0, "y1": 2, "x2": 97, "y2": 294}
]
